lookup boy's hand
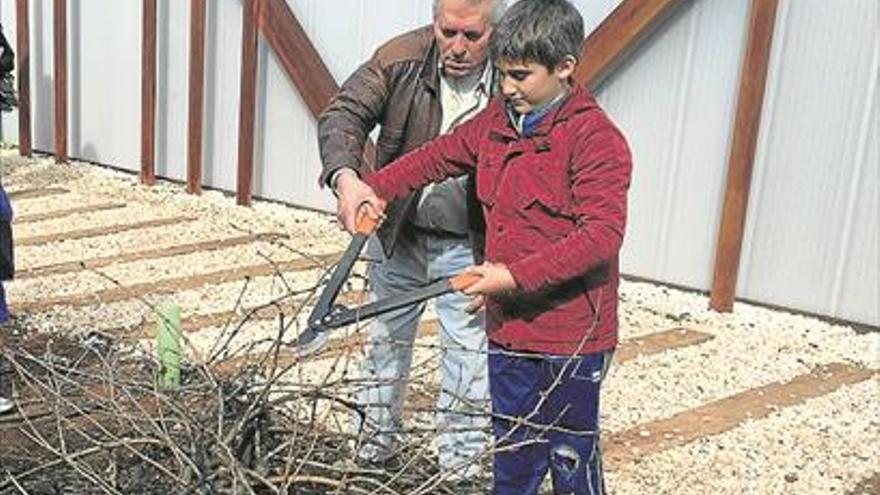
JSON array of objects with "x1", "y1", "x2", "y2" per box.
[
  {"x1": 336, "y1": 172, "x2": 386, "y2": 233},
  {"x1": 461, "y1": 262, "x2": 518, "y2": 296}
]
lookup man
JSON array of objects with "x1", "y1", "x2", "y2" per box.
[{"x1": 317, "y1": 0, "x2": 505, "y2": 480}]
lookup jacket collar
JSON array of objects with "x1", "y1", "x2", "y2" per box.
[
  {"x1": 418, "y1": 28, "x2": 442, "y2": 95},
  {"x1": 490, "y1": 85, "x2": 599, "y2": 141}
]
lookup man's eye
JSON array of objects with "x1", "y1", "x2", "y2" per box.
[
  {"x1": 442, "y1": 29, "x2": 457, "y2": 39},
  {"x1": 464, "y1": 31, "x2": 482, "y2": 42}
]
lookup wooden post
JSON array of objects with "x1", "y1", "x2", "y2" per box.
[
  {"x1": 575, "y1": 0, "x2": 688, "y2": 89},
  {"x1": 709, "y1": 0, "x2": 780, "y2": 312},
  {"x1": 186, "y1": 0, "x2": 207, "y2": 194},
  {"x1": 53, "y1": 0, "x2": 67, "y2": 163},
  {"x1": 15, "y1": 0, "x2": 31, "y2": 157},
  {"x1": 236, "y1": 0, "x2": 259, "y2": 206},
  {"x1": 140, "y1": 0, "x2": 157, "y2": 185}
]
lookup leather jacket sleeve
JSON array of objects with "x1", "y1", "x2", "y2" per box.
[{"x1": 317, "y1": 54, "x2": 392, "y2": 187}]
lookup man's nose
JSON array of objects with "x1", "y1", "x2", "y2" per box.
[{"x1": 450, "y1": 35, "x2": 467, "y2": 56}]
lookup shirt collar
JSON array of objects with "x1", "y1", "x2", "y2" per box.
[{"x1": 439, "y1": 61, "x2": 492, "y2": 98}]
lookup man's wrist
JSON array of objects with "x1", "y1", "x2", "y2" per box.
[{"x1": 330, "y1": 168, "x2": 359, "y2": 194}]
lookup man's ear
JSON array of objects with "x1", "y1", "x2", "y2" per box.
[{"x1": 555, "y1": 55, "x2": 577, "y2": 80}]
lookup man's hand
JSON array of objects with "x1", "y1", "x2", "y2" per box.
[
  {"x1": 461, "y1": 262, "x2": 518, "y2": 297},
  {"x1": 335, "y1": 170, "x2": 386, "y2": 233}
]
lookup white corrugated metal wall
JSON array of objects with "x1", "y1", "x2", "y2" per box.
[{"x1": 0, "y1": 0, "x2": 876, "y2": 326}]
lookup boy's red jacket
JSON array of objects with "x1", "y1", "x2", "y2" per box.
[{"x1": 365, "y1": 86, "x2": 632, "y2": 355}]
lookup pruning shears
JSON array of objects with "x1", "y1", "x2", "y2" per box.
[{"x1": 295, "y1": 208, "x2": 481, "y2": 356}]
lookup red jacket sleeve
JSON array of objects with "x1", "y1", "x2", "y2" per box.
[{"x1": 363, "y1": 111, "x2": 486, "y2": 201}]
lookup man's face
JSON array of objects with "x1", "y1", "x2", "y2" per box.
[
  {"x1": 433, "y1": 0, "x2": 493, "y2": 79},
  {"x1": 496, "y1": 58, "x2": 574, "y2": 115}
]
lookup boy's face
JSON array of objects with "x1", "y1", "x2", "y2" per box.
[{"x1": 496, "y1": 57, "x2": 576, "y2": 115}]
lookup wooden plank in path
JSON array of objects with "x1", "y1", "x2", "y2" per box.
[
  {"x1": 8, "y1": 187, "x2": 68, "y2": 200},
  {"x1": 16, "y1": 233, "x2": 271, "y2": 279},
  {"x1": 604, "y1": 362, "x2": 877, "y2": 465},
  {"x1": 12, "y1": 251, "x2": 340, "y2": 313},
  {"x1": 846, "y1": 473, "x2": 880, "y2": 495},
  {"x1": 15, "y1": 216, "x2": 197, "y2": 247},
  {"x1": 123, "y1": 290, "x2": 365, "y2": 340},
  {"x1": 218, "y1": 325, "x2": 715, "y2": 379},
  {"x1": 404, "y1": 327, "x2": 715, "y2": 412},
  {"x1": 14, "y1": 202, "x2": 127, "y2": 224}
]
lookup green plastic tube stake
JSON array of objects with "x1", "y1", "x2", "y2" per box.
[{"x1": 156, "y1": 303, "x2": 182, "y2": 390}]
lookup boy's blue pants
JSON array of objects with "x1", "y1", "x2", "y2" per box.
[{"x1": 489, "y1": 344, "x2": 611, "y2": 495}]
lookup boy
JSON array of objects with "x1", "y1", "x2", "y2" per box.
[{"x1": 337, "y1": 0, "x2": 631, "y2": 492}]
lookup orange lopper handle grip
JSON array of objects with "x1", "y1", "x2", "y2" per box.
[
  {"x1": 355, "y1": 204, "x2": 381, "y2": 235},
  {"x1": 450, "y1": 272, "x2": 482, "y2": 291}
]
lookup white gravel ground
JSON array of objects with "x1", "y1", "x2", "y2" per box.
[{"x1": 2, "y1": 151, "x2": 877, "y2": 495}]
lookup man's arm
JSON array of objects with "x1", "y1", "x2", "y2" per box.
[{"x1": 317, "y1": 56, "x2": 389, "y2": 188}]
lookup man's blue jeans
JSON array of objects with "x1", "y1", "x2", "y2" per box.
[
  {"x1": 353, "y1": 232, "x2": 489, "y2": 478},
  {"x1": 490, "y1": 345, "x2": 612, "y2": 495}
]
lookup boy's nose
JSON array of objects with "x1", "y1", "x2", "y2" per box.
[{"x1": 501, "y1": 80, "x2": 517, "y2": 97}]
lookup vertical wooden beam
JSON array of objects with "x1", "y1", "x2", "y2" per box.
[
  {"x1": 574, "y1": 0, "x2": 688, "y2": 89},
  {"x1": 140, "y1": 0, "x2": 157, "y2": 185},
  {"x1": 53, "y1": 0, "x2": 67, "y2": 163},
  {"x1": 186, "y1": 0, "x2": 207, "y2": 195},
  {"x1": 236, "y1": 0, "x2": 259, "y2": 206},
  {"x1": 15, "y1": 0, "x2": 31, "y2": 157},
  {"x1": 709, "y1": 0, "x2": 780, "y2": 312}
]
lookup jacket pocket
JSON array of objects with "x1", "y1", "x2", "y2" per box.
[{"x1": 513, "y1": 166, "x2": 570, "y2": 216}]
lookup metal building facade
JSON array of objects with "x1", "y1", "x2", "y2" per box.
[{"x1": 0, "y1": 0, "x2": 876, "y2": 326}]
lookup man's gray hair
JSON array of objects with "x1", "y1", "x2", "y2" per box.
[{"x1": 433, "y1": 0, "x2": 507, "y2": 25}]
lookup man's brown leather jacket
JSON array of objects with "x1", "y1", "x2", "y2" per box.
[{"x1": 317, "y1": 25, "x2": 485, "y2": 259}]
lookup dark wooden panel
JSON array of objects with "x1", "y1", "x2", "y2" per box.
[
  {"x1": 187, "y1": 0, "x2": 207, "y2": 194},
  {"x1": 15, "y1": 0, "x2": 31, "y2": 157},
  {"x1": 140, "y1": 0, "x2": 157, "y2": 185},
  {"x1": 236, "y1": 0, "x2": 259, "y2": 206},
  {"x1": 709, "y1": 0, "x2": 780, "y2": 312},
  {"x1": 53, "y1": 0, "x2": 67, "y2": 163}
]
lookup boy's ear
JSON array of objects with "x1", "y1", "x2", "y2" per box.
[{"x1": 555, "y1": 55, "x2": 577, "y2": 80}]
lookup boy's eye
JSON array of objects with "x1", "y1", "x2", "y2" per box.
[{"x1": 509, "y1": 71, "x2": 529, "y2": 81}]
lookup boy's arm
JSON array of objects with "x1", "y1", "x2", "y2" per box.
[
  {"x1": 508, "y1": 124, "x2": 633, "y2": 294},
  {"x1": 363, "y1": 113, "x2": 485, "y2": 203}
]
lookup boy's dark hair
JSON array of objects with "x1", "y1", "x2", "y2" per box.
[{"x1": 489, "y1": 0, "x2": 584, "y2": 68}]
